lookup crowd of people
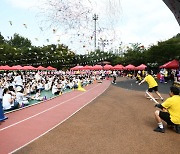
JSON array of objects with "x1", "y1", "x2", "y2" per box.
[
  {"x1": 0, "y1": 68, "x2": 179, "y2": 134},
  {"x1": 0, "y1": 70, "x2": 102, "y2": 112}
]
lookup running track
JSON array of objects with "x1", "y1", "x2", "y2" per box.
[{"x1": 0, "y1": 80, "x2": 110, "y2": 154}]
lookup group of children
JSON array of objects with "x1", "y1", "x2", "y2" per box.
[{"x1": 0, "y1": 71, "x2": 96, "y2": 112}]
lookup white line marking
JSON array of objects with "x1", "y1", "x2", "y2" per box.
[
  {"x1": 145, "y1": 90, "x2": 159, "y2": 104},
  {"x1": 10, "y1": 81, "x2": 110, "y2": 154}
]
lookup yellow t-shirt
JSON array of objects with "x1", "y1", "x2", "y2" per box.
[
  {"x1": 137, "y1": 74, "x2": 142, "y2": 80},
  {"x1": 144, "y1": 75, "x2": 158, "y2": 88},
  {"x1": 162, "y1": 95, "x2": 180, "y2": 124}
]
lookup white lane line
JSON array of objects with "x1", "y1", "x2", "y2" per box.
[
  {"x1": 10, "y1": 81, "x2": 110, "y2": 154},
  {"x1": 0, "y1": 83, "x2": 103, "y2": 132}
]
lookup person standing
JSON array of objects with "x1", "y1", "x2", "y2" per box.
[
  {"x1": 164, "y1": 69, "x2": 168, "y2": 83},
  {"x1": 154, "y1": 86, "x2": 180, "y2": 133},
  {"x1": 139, "y1": 71, "x2": 164, "y2": 101},
  {"x1": 112, "y1": 71, "x2": 117, "y2": 84}
]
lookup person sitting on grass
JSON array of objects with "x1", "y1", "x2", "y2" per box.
[
  {"x1": 2, "y1": 88, "x2": 19, "y2": 111},
  {"x1": 32, "y1": 89, "x2": 44, "y2": 101},
  {"x1": 52, "y1": 82, "x2": 62, "y2": 95},
  {"x1": 15, "y1": 86, "x2": 29, "y2": 107},
  {"x1": 154, "y1": 86, "x2": 180, "y2": 134}
]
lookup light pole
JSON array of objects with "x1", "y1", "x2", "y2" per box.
[{"x1": 93, "y1": 14, "x2": 98, "y2": 51}]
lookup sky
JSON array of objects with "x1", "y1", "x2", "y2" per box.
[{"x1": 0, "y1": 0, "x2": 179, "y2": 55}]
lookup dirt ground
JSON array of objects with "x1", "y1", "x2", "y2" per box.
[{"x1": 15, "y1": 78, "x2": 180, "y2": 154}]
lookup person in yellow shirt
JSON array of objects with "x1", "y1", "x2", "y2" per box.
[
  {"x1": 154, "y1": 86, "x2": 180, "y2": 133},
  {"x1": 139, "y1": 71, "x2": 164, "y2": 101}
]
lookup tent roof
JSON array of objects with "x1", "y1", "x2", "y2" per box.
[
  {"x1": 113, "y1": 64, "x2": 124, "y2": 70},
  {"x1": 37, "y1": 66, "x2": 47, "y2": 70},
  {"x1": 103, "y1": 64, "x2": 113, "y2": 70},
  {"x1": 46, "y1": 66, "x2": 56, "y2": 70},
  {"x1": 22, "y1": 65, "x2": 37, "y2": 70},
  {"x1": 0, "y1": 65, "x2": 12, "y2": 70},
  {"x1": 159, "y1": 60, "x2": 179, "y2": 69},
  {"x1": 10, "y1": 65, "x2": 23, "y2": 70},
  {"x1": 82, "y1": 65, "x2": 93, "y2": 70},
  {"x1": 125, "y1": 64, "x2": 135, "y2": 70},
  {"x1": 136, "y1": 64, "x2": 147, "y2": 70},
  {"x1": 92, "y1": 65, "x2": 103, "y2": 70},
  {"x1": 70, "y1": 65, "x2": 83, "y2": 71}
]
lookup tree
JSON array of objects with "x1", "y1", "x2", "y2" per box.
[
  {"x1": 8, "y1": 33, "x2": 32, "y2": 48},
  {"x1": 0, "y1": 32, "x2": 5, "y2": 44},
  {"x1": 123, "y1": 43, "x2": 146, "y2": 65}
]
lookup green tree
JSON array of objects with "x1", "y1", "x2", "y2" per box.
[
  {"x1": 0, "y1": 32, "x2": 5, "y2": 44},
  {"x1": 8, "y1": 33, "x2": 32, "y2": 48}
]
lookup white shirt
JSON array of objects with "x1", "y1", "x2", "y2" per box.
[
  {"x1": 0, "y1": 87, "x2": 3, "y2": 99},
  {"x1": 16, "y1": 92, "x2": 24, "y2": 103},
  {"x1": 2, "y1": 93, "x2": 12, "y2": 110},
  {"x1": 14, "y1": 75, "x2": 23, "y2": 86},
  {"x1": 52, "y1": 85, "x2": 58, "y2": 94}
]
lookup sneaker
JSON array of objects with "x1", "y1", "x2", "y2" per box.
[
  {"x1": 153, "y1": 127, "x2": 165, "y2": 133},
  {"x1": 175, "y1": 125, "x2": 180, "y2": 134}
]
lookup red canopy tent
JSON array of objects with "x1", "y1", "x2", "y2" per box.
[
  {"x1": 10, "y1": 65, "x2": 23, "y2": 70},
  {"x1": 159, "y1": 59, "x2": 179, "y2": 69},
  {"x1": 125, "y1": 64, "x2": 136, "y2": 70},
  {"x1": 92, "y1": 65, "x2": 103, "y2": 70},
  {"x1": 46, "y1": 66, "x2": 57, "y2": 70},
  {"x1": 136, "y1": 64, "x2": 147, "y2": 70},
  {"x1": 0, "y1": 65, "x2": 12, "y2": 70},
  {"x1": 37, "y1": 66, "x2": 47, "y2": 70},
  {"x1": 113, "y1": 64, "x2": 124, "y2": 70},
  {"x1": 103, "y1": 64, "x2": 113, "y2": 70},
  {"x1": 70, "y1": 65, "x2": 83, "y2": 71},
  {"x1": 82, "y1": 65, "x2": 93, "y2": 70},
  {"x1": 21, "y1": 65, "x2": 37, "y2": 70}
]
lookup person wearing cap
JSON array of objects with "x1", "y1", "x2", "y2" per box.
[{"x1": 154, "y1": 86, "x2": 180, "y2": 134}]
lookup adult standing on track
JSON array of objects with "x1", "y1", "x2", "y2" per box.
[
  {"x1": 139, "y1": 71, "x2": 164, "y2": 101},
  {"x1": 154, "y1": 86, "x2": 180, "y2": 133}
]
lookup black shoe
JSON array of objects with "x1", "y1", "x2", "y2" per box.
[
  {"x1": 175, "y1": 125, "x2": 180, "y2": 134},
  {"x1": 153, "y1": 127, "x2": 165, "y2": 133}
]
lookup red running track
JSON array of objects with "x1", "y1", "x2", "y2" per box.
[{"x1": 0, "y1": 80, "x2": 110, "y2": 154}]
